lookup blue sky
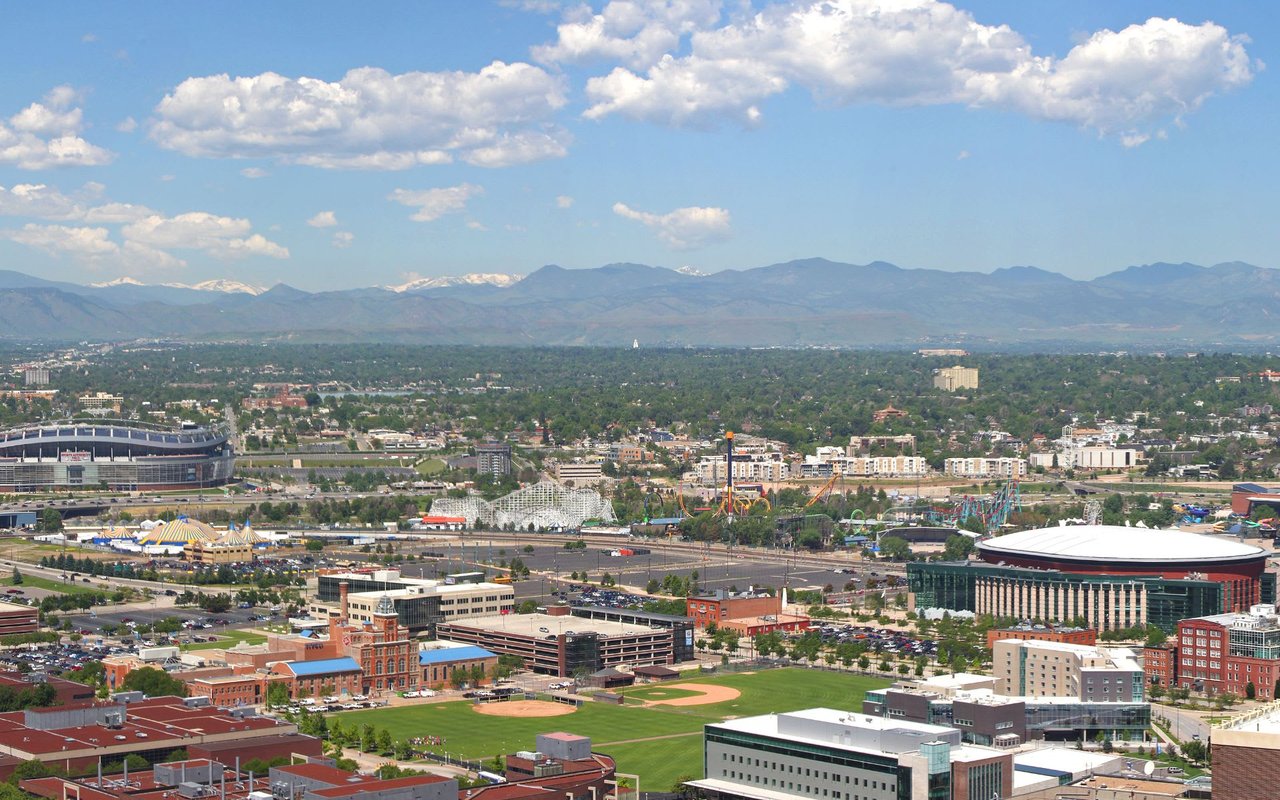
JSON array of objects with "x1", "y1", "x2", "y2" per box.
[{"x1": 0, "y1": 1, "x2": 1274, "y2": 290}]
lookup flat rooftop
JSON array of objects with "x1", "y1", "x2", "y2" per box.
[{"x1": 441, "y1": 613, "x2": 663, "y2": 637}]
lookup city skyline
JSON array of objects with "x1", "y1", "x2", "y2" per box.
[{"x1": 0, "y1": 1, "x2": 1273, "y2": 290}]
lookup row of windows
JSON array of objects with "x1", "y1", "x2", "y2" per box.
[
  {"x1": 720, "y1": 770, "x2": 887, "y2": 800},
  {"x1": 722, "y1": 752, "x2": 892, "y2": 789}
]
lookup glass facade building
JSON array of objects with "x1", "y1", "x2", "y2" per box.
[{"x1": 907, "y1": 561, "x2": 1270, "y2": 634}]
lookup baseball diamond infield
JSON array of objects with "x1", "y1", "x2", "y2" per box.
[{"x1": 472, "y1": 699, "x2": 577, "y2": 718}]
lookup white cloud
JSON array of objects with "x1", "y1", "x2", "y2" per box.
[
  {"x1": 556, "y1": 194, "x2": 574, "y2": 209},
  {"x1": 239, "y1": 167, "x2": 268, "y2": 179},
  {"x1": 466, "y1": 220, "x2": 488, "y2": 231},
  {"x1": 576, "y1": 0, "x2": 1257, "y2": 143},
  {"x1": 123, "y1": 212, "x2": 289, "y2": 260},
  {"x1": 332, "y1": 231, "x2": 354, "y2": 248},
  {"x1": 307, "y1": 210, "x2": 338, "y2": 228},
  {"x1": 534, "y1": 0, "x2": 724, "y2": 69},
  {"x1": 116, "y1": 116, "x2": 138, "y2": 133},
  {"x1": 2, "y1": 223, "x2": 118, "y2": 259},
  {"x1": 612, "y1": 201, "x2": 731, "y2": 249},
  {"x1": 388, "y1": 184, "x2": 484, "y2": 222},
  {"x1": 150, "y1": 63, "x2": 570, "y2": 169},
  {"x1": 956, "y1": 150, "x2": 970, "y2": 160},
  {"x1": 81, "y1": 33, "x2": 97, "y2": 43},
  {"x1": 0, "y1": 183, "x2": 87, "y2": 220},
  {"x1": 0, "y1": 86, "x2": 113, "y2": 169},
  {"x1": 0, "y1": 182, "x2": 153, "y2": 223},
  {"x1": 83, "y1": 202, "x2": 156, "y2": 223}
]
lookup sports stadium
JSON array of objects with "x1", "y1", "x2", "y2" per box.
[
  {"x1": 910, "y1": 524, "x2": 1273, "y2": 633},
  {"x1": 0, "y1": 420, "x2": 234, "y2": 491}
]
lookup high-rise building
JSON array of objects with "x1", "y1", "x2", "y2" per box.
[
  {"x1": 22, "y1": 367, "x2": 49, "y2": 386},
  {"x1": 934, "y1": 365, "x2": 979, "y2": 392},
  {"x1": 476, "y1": 441, "x2": 512, "y2": 476}
]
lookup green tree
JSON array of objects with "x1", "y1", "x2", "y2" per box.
[
  {"x1": 121, "y1": 666, "x2": 189, "y2": 698},
  {"x1": 1246, "y1": 682, "x2": 1257, "y2": 700},
  {"x1": 40, "y1": 508, "x2": 63, "y2": 532},
  {"x1": 266, "y1": 681, "x2": 291, "y2": 707},
  {"x1": 9, "y1": 567, "x2": 20, "y2": 586}
]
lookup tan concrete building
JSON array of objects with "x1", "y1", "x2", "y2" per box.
[
  {"x1": 934, "y1": 365, "x2": 979, "y2": 392},
  {"x1": 993, "y1": 639, "x2": 1143, "y2": 701}
]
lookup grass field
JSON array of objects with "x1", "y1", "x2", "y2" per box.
[
  {"x1": 0, "y1": 573, "x2": 102, "y2": 596},
  {"x1": 343, "y1": 668, "x2": 889, "y2": 791},
  {"x1": 181, "y1": 629, "x2": 267, "y2": 651},
  {"x1": 621, "y1": 686, "x2": 702, "y2": 702},
  {"x1": 415, "y1": 458, "x2": 446, "y2": 476}
]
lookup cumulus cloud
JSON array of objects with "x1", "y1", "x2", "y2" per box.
[
  {"x1": 123, "y1": 212, "x2": 289, "y2": 260},
  {"x1": 150, "y1": 63, "x2": 570, "y2": 169},
  {"x1": 0, "y1": 182, "x2": 153, "y2": 224},
  {"x1": 388, "y1": 184, "x2": 484, "y2": 222},
  {"x1": 0, "y1": 86, "x2": 113, "y2": 169},
  {"x1": 239, "y1": 167, "x2": 268, "y2": 179},
  {"x1": 612, "y1": 201, "x2": 731, "y2": 249},
  {"x1": 332, "y1": 231, "x2": 354, "y2": 248},
  {"x1": 575, "y1": 0, "x2": 1257, "y2": 142},
  {"x1": 556, "y1": 194, "x2": 574, "y2": 209},
  {"x1": 307, "y1": 210, "x2": 338, "y2": 228},
  {"x1": 116, "y1": 116, "x2": 138, "y2": 133},
  {"x1": 534, "y1": 0, "x2": 724, "y2": 69}
]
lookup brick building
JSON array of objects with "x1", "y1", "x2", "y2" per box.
[
  {"x1": 986, "y1": 623, "x2": 1097, "y2": 649},
  {"x1": 686, "y1": 591, "x2": 781, "y2": 628},
  {"x1": 1144, "y1": 603, "x2": 1280, "y2": 700},
  {"x1": 0, "y1": 599, "x2": 39, "y2": 636}
]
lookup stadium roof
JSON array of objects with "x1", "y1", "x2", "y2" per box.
[
  {"x1": 979, "y1": 524, "x2": 1265, "y2": 564},
  {"x1": 281, "y1": 657, "x2": 360, "y2": 676}
]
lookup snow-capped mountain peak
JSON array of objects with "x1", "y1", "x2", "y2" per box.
[
  {"x1": 90, "y1": 277, "x2": 264, "y2": 295},
  {"x1": 182, "y1": 279, "x2": 265, "y2": 295},
  {"x1": 389, "y1": 272, "x2": 524, "y2": 292},
  {"x1": 90, "y1": 276, "x2": 147, "y2": 288}
]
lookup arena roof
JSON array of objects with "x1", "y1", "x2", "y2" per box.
[{"x1": 979, "y1": 525, "x2": 1265, "y2": 564}]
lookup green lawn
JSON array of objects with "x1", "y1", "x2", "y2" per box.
[
  {"x1": 181, "y1": 629, "x2": 267, "y2": 651},
  {"x1": 415, "y1": 458, "x2": 446, "y2": 476},
  {"x1": 1, "y1": 573, "x2": 102, "y2": 596},
  {"x1": 343, "y1": 668, "x2": 889, "y2": 790},
  {"x1": 621, "y1": 686, "x2": 702, "y2": 702}
]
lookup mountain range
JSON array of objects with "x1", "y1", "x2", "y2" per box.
[{"x1": 1, "y1": 259, "x2": 1276, "y2": 349}]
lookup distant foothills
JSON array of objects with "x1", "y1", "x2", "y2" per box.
[{"x1": 0, "y1": 258, "x2": 1276, "y2": 349}]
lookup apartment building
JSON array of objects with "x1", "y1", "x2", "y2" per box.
[
  {"x1": 1145, "y1": 603, "x2": 1280, "y2": 700},
  {"x1": 944, "y1": 457, "x2": 1029, "y2": 480}
]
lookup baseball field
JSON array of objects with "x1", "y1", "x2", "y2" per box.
[{"x1": 342, "y1": 668, "x2": 890, "y2": 792}]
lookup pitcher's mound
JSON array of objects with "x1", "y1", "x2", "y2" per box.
[{"x1": 473, "y1": 700, "x2": 576, "y2": 718}]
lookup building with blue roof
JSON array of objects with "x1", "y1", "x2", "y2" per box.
[
  {"x1": 272, "y1": 656, "x2": 363, "y2": 697},
  {"x1": 419, "y1": 642, "x2": 499, "y2": 689}
]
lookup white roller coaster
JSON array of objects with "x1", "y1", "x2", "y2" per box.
[{"x1": 431, "y1": 481, "x2": 617, "y2": 530}]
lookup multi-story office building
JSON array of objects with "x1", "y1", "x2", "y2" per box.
[
  {"x1": 313, "y1": 570, "x2": 514, "y2": 635},
  {"x1": 555, "y1": 461, "x2": 604, "y2": 484},
  {"x1": 686, "y1": 708, "x2": 1012, "y2": 800},
  {"x1": 993, "y1": 639, "x2": 1144, "y2": 702},
  {"x1": 863, "y1": 675, "x2": 1151, "y2": 745}
]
